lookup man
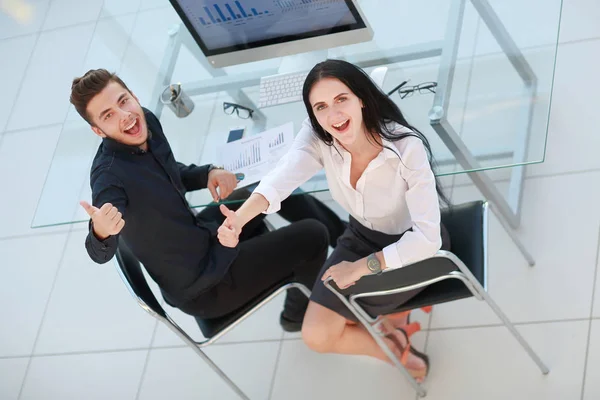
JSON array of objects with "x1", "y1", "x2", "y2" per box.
[{"x1": 71, "y1": 69, "x2": 345, "y2": 331}]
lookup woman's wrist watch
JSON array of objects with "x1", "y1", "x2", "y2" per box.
[{"x1": 367, "y1": 253, "x2": 383, "y2": 275}]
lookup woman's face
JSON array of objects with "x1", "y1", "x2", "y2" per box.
[{"x1": 308, "y1": 78, "x2": 364, "y2": 147}]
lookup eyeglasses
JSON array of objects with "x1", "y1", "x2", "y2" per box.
[
  {"x1": 387, "y1": 81, "x2": 437, "y2": 99},
  {"x1": 399, "y1": 82, "x2": 437, "y2": 99},
  {"x1": 223, "y1": 102, "x2": 254, "y2": 119}
]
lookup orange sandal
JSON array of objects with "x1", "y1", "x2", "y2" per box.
[
  {"x1": 384, "y1": 326, "x2": 429, "y2": 381},
  {"x1": 383, "y1": 308, "x2": 432, "y2": 381},
  {"x1": 406, "y1": 308, "x2": 431, "y2": 380}
]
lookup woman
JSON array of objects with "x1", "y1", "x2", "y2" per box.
[{"x1": 217, "y1": 59, "x2": 450, "y2": 381}]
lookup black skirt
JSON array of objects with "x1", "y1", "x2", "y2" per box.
[{"x1": 309, "y1": 216, "x2": 451, "y2": 322}]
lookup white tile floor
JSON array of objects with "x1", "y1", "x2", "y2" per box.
[{"x1": 1, "y1": 1, "x2": 599, "y2": 399}]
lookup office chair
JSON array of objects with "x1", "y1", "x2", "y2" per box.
[
  {"x1": 325, "y1": 201, "x2": 549, "y2": 397},
  {"x1": 114, "y1": 220, "x2": 310, "y2": 400}
]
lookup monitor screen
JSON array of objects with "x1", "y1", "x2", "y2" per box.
[{"x1": 170, "y1": 0, "x2": 367, "y2": 57}]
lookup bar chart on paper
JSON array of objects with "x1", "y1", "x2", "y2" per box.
[
  {"x1": 264, "y1": 122, "x2": 294, "y2": 165},
  {"x1": 217, "y1": 123, "x2": 293, "y2": 187},
  {"x1": 223, "y1": 139, "x2": 264, "y2": 171},
  {"x1": 219, "y1": 136, "x2": 268, "y2": 186},
  {"x1": 269, "y1": 132, "x2": 286, "y2": 148},
  {"x1": 198, "y1": 1, "x2": 271, "y2": 25}
]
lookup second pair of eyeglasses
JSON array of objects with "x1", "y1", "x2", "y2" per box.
[{"x1": 387, "y1": 80, "x2": 437, "y2": 99}]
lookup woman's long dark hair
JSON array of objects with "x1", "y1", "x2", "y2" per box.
[{"x1": 302, "y1": 59, "x2": 451, "y2": 207}]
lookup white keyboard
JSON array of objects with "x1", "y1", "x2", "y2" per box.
[{"x1": 258, "y1": 71, "x2": 308, "y2": 108}]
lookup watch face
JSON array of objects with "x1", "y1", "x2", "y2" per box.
[{"x1": 368, "y1": 257, "x2": 380, "y2": 271}]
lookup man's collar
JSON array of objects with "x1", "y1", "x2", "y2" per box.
[{"x1": 102, "y1": 136, "x2": 148, "y2": 155}]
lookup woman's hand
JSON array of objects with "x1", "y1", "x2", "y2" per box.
[{"x1": 321, "y1": 259, "x2": 371, "y2": 289}]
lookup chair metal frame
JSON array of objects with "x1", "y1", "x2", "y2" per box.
[
  {"x1": 325, "y1": 201, "x2": 549, "y2": 397},
  {"x1": 114, "y1": 218, "x2": 311, "y2": 400}
]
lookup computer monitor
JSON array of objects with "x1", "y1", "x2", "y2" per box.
[{"x1": 168, "y1": 0, "x2": 373, "y2": 67}]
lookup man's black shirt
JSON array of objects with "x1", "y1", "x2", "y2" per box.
[{"x1": 85, "y1": 108, "x2": 238, "y2": 306}]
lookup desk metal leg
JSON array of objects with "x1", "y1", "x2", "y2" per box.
[
  {"x1": 472, "y1": 0, "x2": 539, "y2": 221},
  {"x1": 432, "y1": 0, "x2": 538, "y2": 230},
  {"x1": 430, "y1": 116, "x2": 522, "y2": 228},
  {"x1": 152, "y1": 25, "x2": 183, "y2": 119},
  {"x1": 470, "y1": 0, "x2": 536, "y2": 83}
]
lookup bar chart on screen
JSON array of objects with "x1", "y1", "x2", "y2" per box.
[
  {"x1": 274, "y1": 0, "x2": 342, "y2": 12},
  {"x1": 198, "y1": 1, "x2": 271, "y2": 25}
]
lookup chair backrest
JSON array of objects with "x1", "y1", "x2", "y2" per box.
[
  {"x1": 369, "y1": 66, "x2": 388, "y2": 89},
  {"x1": 114, "y1": 242, "x2": 167, "y2": 319},
  {"x1": 441, "y1": 200, "x2": 487, "y2": 281}
]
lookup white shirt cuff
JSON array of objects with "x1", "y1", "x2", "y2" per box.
[
  {"x1": 382, "y1": 243, "x2": 403, "y2": 271},
  {"x1": 253, "y1": 184, "x2": 282, "y2": 214}
]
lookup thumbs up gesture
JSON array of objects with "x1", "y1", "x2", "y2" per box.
[
  {"x1": 217, "y1": 204, "x2": 241, "y2": 248},
  {"x1": 80, "y1": 201, "x2": 125, "y2": 240}
]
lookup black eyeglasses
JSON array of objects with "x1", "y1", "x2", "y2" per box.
[
  {"x1": 400, "y1": 82, "x2": 437, "y2": 99},
  {"x1": 223, "y1": 102, "x2": 254, "y2": 119},
  {"x1": 387, "y1": 81, "x2": 437, "y2": 99}
]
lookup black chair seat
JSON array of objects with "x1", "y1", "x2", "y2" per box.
[
  {"x1": 195, "y1": 276, "x2": 294, "y2": 339},
  {"x1": 391, "y1": 278, "x2": 475, "y2": 313},
  {"x1": 116, "y1": 217, "x2": 293, "y2": 340},
  {"x1": 339, "y1": 201, "x2": 487, "y2": 316}
]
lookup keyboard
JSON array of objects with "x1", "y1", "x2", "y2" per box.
[{"x1": 258, "y1": 71, "x2": 308, "y2": 109}]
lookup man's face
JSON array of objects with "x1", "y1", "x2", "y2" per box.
[{"x1": 87, "y1": 81, "x2": 148, "y2": 147}]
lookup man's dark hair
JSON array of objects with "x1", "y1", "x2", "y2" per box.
[{"x1": 70, "y1": 69, "x2": 132, "y2": 125}]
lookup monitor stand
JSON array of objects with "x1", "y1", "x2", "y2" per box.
[{"x1": 278, "y1": 50, "x2": 329, "y2": 74}]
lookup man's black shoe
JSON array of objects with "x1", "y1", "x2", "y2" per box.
[{"x1": 279, "y1": 312, "x2": 303, "y2": 333}]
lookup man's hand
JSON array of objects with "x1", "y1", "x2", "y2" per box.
[
  {"x1": 217, "y1": 204, "x2": 241, "y2": 248},
  {"x1": 80, "y1": 201, "x2": 125, "y2": 240},
  {"x1": 207, "y1": 169, "x2": 238, "y2": 202},
  {"x1": 321, "y1": 259, "x2": 371, "y2": 289}
]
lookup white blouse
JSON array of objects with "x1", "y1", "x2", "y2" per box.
[{"x1": 254, "y1": 118, "x2": 442, "y2": 270}]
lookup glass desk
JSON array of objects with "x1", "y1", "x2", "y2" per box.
[{"x1": 32, "y1": 0, "x2": 563, "y2": 230}]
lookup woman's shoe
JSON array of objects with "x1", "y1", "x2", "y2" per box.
[
  {"x1": 404, "y1": 310, "x2": 430, "y2": 380},
  {"x1": 384, "y1": 326, "x2": 430, "y2": 382}
]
